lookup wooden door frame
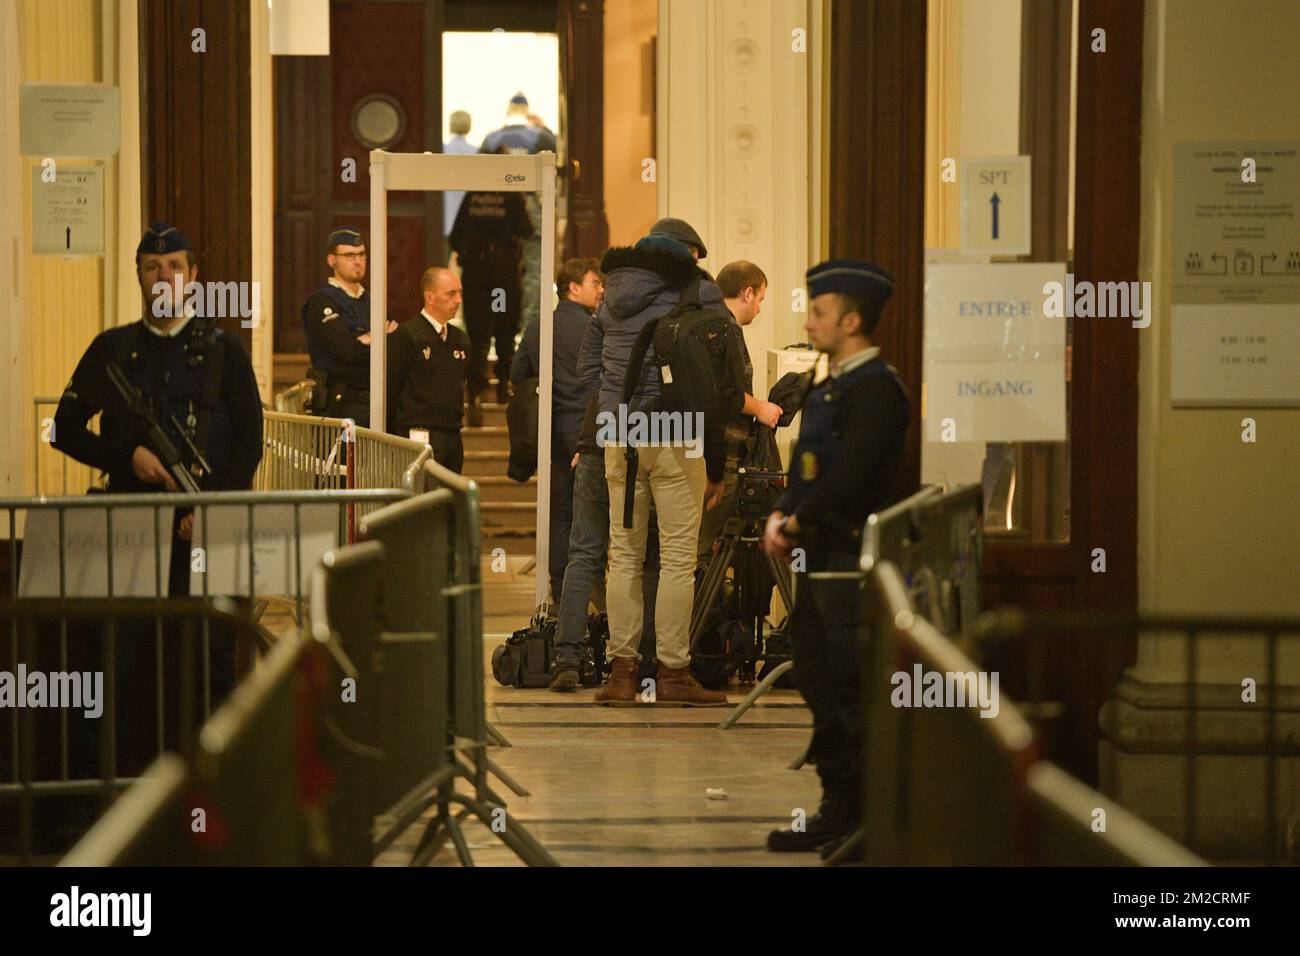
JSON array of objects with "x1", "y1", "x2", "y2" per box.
[{"x1": 827, "y1": 0, "x2": 1143, "y2": 781}]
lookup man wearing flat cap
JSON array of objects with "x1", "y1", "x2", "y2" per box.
[
  {"x1": 762, "y1": 258, "x2": 911, "y2": 857},
  {"x1": 301, "y1": 227, "x2": 396, "y2": 426}
]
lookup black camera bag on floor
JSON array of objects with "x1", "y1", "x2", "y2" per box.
[{"x1": 492, "y1": 618, "x2": 555, "y2": 688}]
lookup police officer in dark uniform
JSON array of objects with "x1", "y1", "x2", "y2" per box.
[
  {"x1": 387, "y1": 266, "x2": 472, "y2": 473},
  {"x1": 51, "y1": 222, "x2": 264, "y2": 767},
  {"x1": 763, "y1": 259, "x2": 910, "y2": 856},
  {"x1": 301, "y1": 227, "x2": 396, "y2": 426},
  {"x1": 449, "y1": 159, "x2": 535, "y2": 424}
]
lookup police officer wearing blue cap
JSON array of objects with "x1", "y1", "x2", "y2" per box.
[
  {"x1": 763, "y1": 259, "x2": 911, "y2": 856},
  {"x1": 301, "y1": 227, "x2": 396, "y2": 426},
  {"x1": 52, "y1": 222, "x2": 264, "y2": 747},
  {"x1": 54, "y1": 221, "x2": 264, "y2": 502}
]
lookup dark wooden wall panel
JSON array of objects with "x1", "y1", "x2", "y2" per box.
[
  {"x1": 274, "y1": 0, "x2": 445, "y2": 358},
  {"x1": 827, "y1": 0, "x2": 927, "y2": 497},
  {"x1": 560, "y1": 0, "x2": 608, "y2": 258},
  {"x1": 139, "y1": 0, "x2": 252, "y2": 348}
]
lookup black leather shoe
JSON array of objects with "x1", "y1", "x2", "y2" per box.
[{"x1": 766, "y1": 812, "x2": 852, "y2": 853}]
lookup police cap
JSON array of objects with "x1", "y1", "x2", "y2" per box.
[
  {"x1": 805, "y1": 259, "x2": 895, "y2": 308},
  {"x1": 135, "y1": 221, "x2": 192, "y2": 264},
  {"x1": 327, "y1": 227, "x2": 364, "y2": 253}
]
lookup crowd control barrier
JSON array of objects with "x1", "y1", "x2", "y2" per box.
[
  {"x1": 856, "y1": 561, "x2": 1206, "y2": 867},
  {"x1": 1, "y1": 487, "x2": 406, "y2": 862},
  {"x1": 967, "y1": 609, "x2": 1300, "y2": 865}
]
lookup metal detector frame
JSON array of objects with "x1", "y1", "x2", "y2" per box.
[{"x1": 369, "y1": 150, "x2": 557, "y2": 605}]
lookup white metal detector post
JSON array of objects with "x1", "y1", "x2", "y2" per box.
[{"x1": 369, "y1": 150, "x2": 557, "y2": 605}]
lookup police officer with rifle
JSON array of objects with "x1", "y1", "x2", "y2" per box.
[{"x1": 52, "y1": 222, "x2": 263, "y2": 737}]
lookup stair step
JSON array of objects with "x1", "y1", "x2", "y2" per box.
[
  {"x1": 475, "y1": 475, "x2": 539, "y2": 503},
  {"x1": 482, "y1": 526, "x2": 537, "y2": 552},
  {"x1": 462, "y1": 450, "x2": 508, "y2": 477},
  {"x1": 462, "y1": 426, "x2": 510, "y2": 452},
  {"x1": 467, "y1": 403, "x2": 508, "y2": 428}
]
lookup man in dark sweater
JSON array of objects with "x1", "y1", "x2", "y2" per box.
[
  {"x1": 386, "y1": 267, "x2": 472, "y2": 473},
  {"x1": 511, "y1": 257, "x2": 604, "y2": 604}
]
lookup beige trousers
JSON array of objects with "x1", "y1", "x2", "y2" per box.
[{"x1": 605, "y1": 444, "x2": 706, "y2": 669}]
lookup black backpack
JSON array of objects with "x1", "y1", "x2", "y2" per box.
[{"x1": 619, "y1": 275, "x2": 747, "y2": 527}]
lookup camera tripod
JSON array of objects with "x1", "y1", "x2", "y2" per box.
[{"x1": 689, "y1": 467, "x2": 795, "y2": 696}]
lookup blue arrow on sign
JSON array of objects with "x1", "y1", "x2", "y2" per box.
[{"x1": 990, "y1": 192, "x2": 1001, "y2": 240}]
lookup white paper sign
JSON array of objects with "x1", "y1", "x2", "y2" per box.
[
  {"x1": 32, "y1": 165, "x2": 104, "y2": 256},
  {"x1": 19, "y1": 507, "x2": 174, "y2": 598},
  {"x1": 1171, "y1": 304, "x2": 1299, "y2": 406},
  {"x1": 961, "y1": 156, "x2": 1032, "y2": 257},
  {"x1": 1173, "y1": 142, "x2": 1300, "y2": 306},
  {"x1": 925, "y1": 263, "x2": 1067, "y2": 442},
  {"x1": 191, "y1": 503, "x2": 340, "y2": 596},
  {"x1": 19, "y1": 83, "x2": 121, "y2": 157}
]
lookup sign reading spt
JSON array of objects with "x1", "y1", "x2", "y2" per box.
[{"x1": 961, "y1": 156, "x2": 1031, "y2": 257}]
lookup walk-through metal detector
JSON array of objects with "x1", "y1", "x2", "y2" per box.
[{"x1": 368, "y1": 150, "x2": 557, "y2": 605}]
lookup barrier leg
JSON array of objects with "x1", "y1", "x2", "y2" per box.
[
  {"x1": 485, "y1": 755, "x2": 531, "y2": 797},
  {"x1": 717, "y1": 659, "x2": 796, "y2": 729},
  {"x1": 443, "y1": 813, "x2": 476, "y2": 867},
  {"x1": 822, "y1": 826, "x2": 866, "y2": 867},
  {"x1": 450, "y1": 795, "x2": 560, "y2": 867},
  {"x1": 485, "y1": 721, "x2": 512, "y2": 748}
]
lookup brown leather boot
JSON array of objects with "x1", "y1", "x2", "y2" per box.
[
  {"x1": 593, "y1": 656, "x2": 639, "y2": 706},
  {"x1": 654, "y1": 664, "x2": 728, "y2": 707}
]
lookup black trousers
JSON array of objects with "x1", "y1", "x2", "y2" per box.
[
  {"x1": 428, "y1": 428, "x2": 465, "y2": 474},
  {"x1": 790, "y1": 549, "x2": 866, "y2": 815},
  {"x1": 461, "y1": 264, "x2": 521, "y2": 395},
  {"x1": 547, "y1": 428, "x2": 580, "y2": 601}
]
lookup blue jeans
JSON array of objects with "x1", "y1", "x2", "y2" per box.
[{"x1": 554, "y1": 450, "x2": 659, "y2": 666}]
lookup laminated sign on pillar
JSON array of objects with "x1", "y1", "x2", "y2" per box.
[{"x1": 961, "y1": 156, "x2": 1032, "y2": 257}]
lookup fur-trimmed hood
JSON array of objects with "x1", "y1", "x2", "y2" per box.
[
  {"x1": 598, "y1": 243, "x2": 722, "y2": 323},
  {"x1": 592, "y1": 243, "x2": 724, "y2": 416}
]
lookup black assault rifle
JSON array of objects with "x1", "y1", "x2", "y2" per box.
[{"x1": 105, "y1": 361, "x2": 211, "y2": 494}]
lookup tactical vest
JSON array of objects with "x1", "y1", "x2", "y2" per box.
[
  {"x1": 785, "y1": 357, "x2": 910, "y2": 537},
  {"x1": 114, "y1": 321, "x2": 234, "y2": 489}
]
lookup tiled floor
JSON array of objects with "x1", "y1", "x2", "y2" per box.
[{"x1": 377, "y1": 555, "x2": 822, "y2": 867}]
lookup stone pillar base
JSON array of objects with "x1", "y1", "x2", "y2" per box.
[{"x1": 1099, "y1": 674, "x2": 1300, "y2": 862}]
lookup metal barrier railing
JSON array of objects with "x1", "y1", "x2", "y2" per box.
[
  {"x1": 17, "y1": 407, "x2": 512, "y2": 865},
  {"x1": 0, "y1": 487, "x2": 410, "y2": 862},
  {"x1": 860, "y1": 483, "x2": 982, "y2": 636},
  {"x1": 859, "y1": 561, "x2": 1207, "y2": 866},
  {"x1": 63, "y1": 519, "x2": 554, "y2": 866},
  {"x1": 61, "y1": 633, "x2": 333, "y2": 865},
  {"x1": 256, "y1": 411, "x2": 353, "y2": 493},
  {"x1": 1, "y1": 599, "x2": 279, "y2": 863},
  {"x1": 272, "y1": 379, "x2": 314, "y2": 414},
  {"x1": 966, "y1": 609, "x2": 1300, "y2": 864}
]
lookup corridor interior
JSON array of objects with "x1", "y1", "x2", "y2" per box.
[{"x1": 376, "y1": 554, "x2": 820, "y2": 867}]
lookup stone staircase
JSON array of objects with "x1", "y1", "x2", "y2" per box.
[{"x1": 462, "y1": 394, "x2": 538, "y2": 555}]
